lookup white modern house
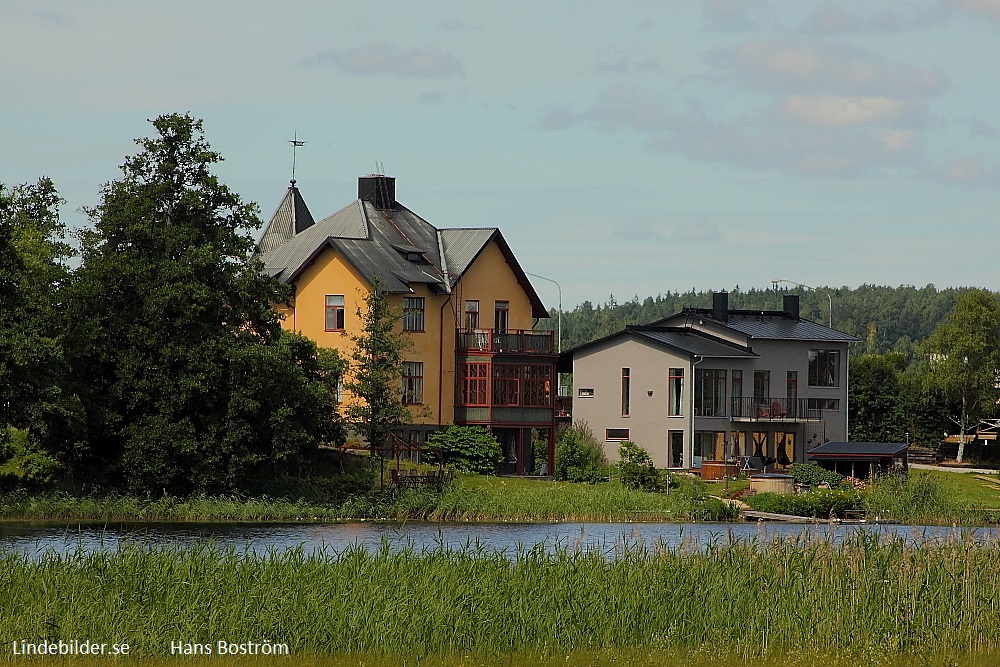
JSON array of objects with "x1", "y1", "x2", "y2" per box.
[{"x1": 557, "y1": 293, "x2": 859, "y2": 471}]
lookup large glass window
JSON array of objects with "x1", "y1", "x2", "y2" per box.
[
  {"x1": 493, "y1": 364, "x2": 520, "y2": 406},
  {"x1": 523, "y1": 365, "x2": 552, "y2": 407},
  {"x1": 753, "y1": 370, "x2": 770, "y2": 401},
  {"x1": 731, "y1": 370, "x2": 743, "y2": 416},
  {"x1": 494, "y1": 301, "x2": 509, "y2": 333},
  {"x1": 694, "y1": 369, "x2": 727, "y2": 417},
  {"x1": 325, "y1": 295, "x2": 345, "y2": 331},
  {"x1": 459, "y1": 363, "x2": 488, "y2": 406},
  {"x1": 808, "y1": 350, "x2": 841, "y2": 387},
  {"x1": 402, "y1": 297, "x2": 425, "y2": 332},
  {"x1": 668, "y1": 368, "x2": 684, "y2": 416},
  {"x1": 401, "y1": 362, "x2": 424, "y2": 404},
  {"x1": 464, "y1": 300, "x2": 480, "y2": 330},
  {"x1": 668, "y1": 431, "x2": 684, "y2": 468},
  {"x1": 621, "y1": 368, "x2": 630, "y2": 416}
]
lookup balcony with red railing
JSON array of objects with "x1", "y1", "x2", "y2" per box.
[{"x1": 456, "y1": 329, "x2": 555, "y2": 355}]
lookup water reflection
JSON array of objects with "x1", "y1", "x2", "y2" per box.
[{"x1": 0, "y1": 521, "x2": 997, "y2": 560}]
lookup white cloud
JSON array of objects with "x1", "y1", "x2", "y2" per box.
[
  {"x1": 708, "y1": 40, "x2": 947, "y2": 97},
  {"x1": 702, "y1": 0, "x2": 769, "y2": 32},
  {"x1": 306, "y1": 42, "x2": 464, "y2": 78},
  {"x1": 950, "y1": 0, "x2": 1000, "y2": 21},
  {"x1": 935, "y1": 155, "x2": 988, "y2": 183},
  {"x1": 417, "y1": 89, "x2": 445, "y2": 105},
  {"x1": 776, "y1": 95, "x2": 919, "y2": 127},
  {"x1": 801, "y1": 4, "x2": 859, "y2": 33},
  {"x1": 671, "y1": 219, "x2": 723, "y2": 242},
  {"x1": 613, "y1": 222, "x2": 665, "y2": 242},
  {"x1": 646, "y1": 115, "x2": 923, "y2": 176}
]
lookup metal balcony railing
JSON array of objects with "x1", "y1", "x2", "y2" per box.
[
  {"x1": 730, "y1": 397, "x2": 823, "y2": 421},
  {"x1": 457, "y1": 329, "x2": 555, "y2": 354}
]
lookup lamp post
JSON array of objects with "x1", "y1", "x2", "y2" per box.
[
  {"x1": 771, "y1": 279, "x2": 833, "y2": 328},
  {"x1": 525, "y1": 271, "x2": 561, "y2": 353}
]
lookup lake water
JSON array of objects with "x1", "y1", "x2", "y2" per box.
[{"x1": 0, "y1": 521, "x2": 996, "y2": 560}]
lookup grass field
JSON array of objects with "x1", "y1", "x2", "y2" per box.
[
  {"x1": 0, "y1": 649, "x2": 992, "y2": 667},
  {"x1": 0, "y1": 474, "x2": 732, "y2": 524}
]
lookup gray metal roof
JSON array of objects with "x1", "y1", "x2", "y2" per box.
[
  {"x1": 255, "y1": 181, "x2": 549, "y2": 312},
  {"x1": 633, "y1": 328, "x2": 758, "y2": 358},
  {"x1": 256, "y1": 183, "x2": 316, "y2": 254},
  {"x1": 723, "y1": 314, "x2": 859, "y2": 342},
  {"x1": 439, "y1": 228, "x2": 497, "y2": 276},
  {"x1": 807, "y1": 441, "x2": 908, "y2": 458}
]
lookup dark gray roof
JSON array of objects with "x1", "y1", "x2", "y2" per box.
[
  {"x1": 255, "y1": 186, "x2": 547, "y2": 314},
  {"x1": 558, "y1": 326, "x2": 756, "y2": 372},
  {"x1": 256, "y1": 183, "x2": 316, "y2": 254},
  {"x1": 650, "y1": 310, "x2": 859, "y2": 343},
  {"x1": 631, "y1": 328, "x2": 758, "y2": 358},
  {"x1": 725, "y1": 314, "x2": 859, "y2": 342},
  {"x1": 807, "y1": 441, "x2": 908, "y2": 458}
]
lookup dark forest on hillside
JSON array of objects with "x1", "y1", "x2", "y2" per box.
[{"x1": 539, "y1": 284, "x2": 968, "y2": 358}]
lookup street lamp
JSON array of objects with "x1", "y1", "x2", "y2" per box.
[
  {"x1": 771, "y1": 278, "x2": 833, "y2": 328},
  {"x1": 525, "y1": 271, "x2": 561, "y2": 353}
]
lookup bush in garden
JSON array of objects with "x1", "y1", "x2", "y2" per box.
[
  {"x1": 554, "y1": 422, "x2": 607, "y2": 483},
  {"x1": 426, "y1": 426, "x2": 503, "y2": 474},
  {"x1": 617, "y1": 441, "x2": 659, "y2": 491},
  {"x1": 745, "y1": 489, "x2": 861, "y2": 518},
  {"x1": 788, "y1": 463, "x2": 844, "y2": 488}
]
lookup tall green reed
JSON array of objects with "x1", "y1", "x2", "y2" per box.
[{"x1": 3, "y1": 533, "x2": 1000, "y2": 658}]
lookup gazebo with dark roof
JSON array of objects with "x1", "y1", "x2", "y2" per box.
[{"x1": 807, "y1": 441, "x2": 908, "y2": 480}]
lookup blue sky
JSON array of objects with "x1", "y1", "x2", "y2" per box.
[{"x1": 3, "y1": 0, "x2": 999, "y2": 308}]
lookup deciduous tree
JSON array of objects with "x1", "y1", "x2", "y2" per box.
[
  {"x1": 923, "y1": 289, "x2": 1000, "y2": 463},
  {"x1": 63, "y1": 113, "x2": 342, "y2": 493}
]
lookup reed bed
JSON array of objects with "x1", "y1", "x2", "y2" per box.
[{"x1": 2, "y1": 533, "x2": 1000, "y2": 660}]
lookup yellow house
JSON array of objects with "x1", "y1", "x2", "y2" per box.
[{"x1": 255, "y1": 175, "x2": 557, "y2": 475}]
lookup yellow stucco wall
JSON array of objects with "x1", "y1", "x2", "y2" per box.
[
  {"x1": 452, "y1": 241, "x2": 535, "y2": 331},
  {"x1": 277, "y1": 238, "x2": 538, "y2": 427}
]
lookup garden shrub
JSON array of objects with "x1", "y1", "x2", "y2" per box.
[
  {"x1": 426, "y1": 425, "x2": 503, "y2": 474},
  {"x1": 554, "y1": 422, "x2": 607, "y2": 483},
  {"x1": 746, "y1": 489, "x2": 861, "y2": 518},
  {"x1": 863, "y1": 472, "x2": 954, "y2": 521},
  {"x1": 617, "y1": 441, "x2": 659, "y2": 491},
  {"x1": 788, "y1": 463, "x2": 844, "y2": 487}
]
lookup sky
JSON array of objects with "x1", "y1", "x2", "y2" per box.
[{"x1": 2, "y1": 0, "x2": 1000, "y2": 309}]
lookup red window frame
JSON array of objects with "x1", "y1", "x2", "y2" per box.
[{"x1": 459, "y1": 363, "x2": 489, "y2": 406}]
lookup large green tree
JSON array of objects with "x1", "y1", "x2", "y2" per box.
[
  {"x1": 922, "y1": 289, "x2": 1000, "y2": 463},
  {"x1": 0, "y1": 178, "x2": 81, "y2": 459},
  {"x1": 848, "y1": 353, "x2": 907, "y2": 443},
  {"x1": 63, "y1": 113, "x2": 342, "y2": 493}
]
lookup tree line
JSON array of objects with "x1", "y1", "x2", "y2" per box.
[
  {"x1": 1, "y1": 114, "x2": 347, "y2": 495},
  {"x1": 543, "y1": 285, "x2": 965, "y2": 357}
]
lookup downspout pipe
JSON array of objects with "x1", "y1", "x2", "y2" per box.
[{"x1": 689, "y1": 355, "x2": 704, "y2": 469}]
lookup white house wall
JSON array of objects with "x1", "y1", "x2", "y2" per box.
[{"x1": 573, "y1": 336, "x2": 692, "y2": 469}]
